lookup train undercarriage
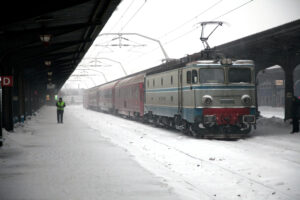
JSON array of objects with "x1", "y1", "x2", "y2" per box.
[
  {"x1": 87, "y1": 107, "x2": 253, "y2": 139},
  {"x1": 142, "y1": 113, "x2": 253, "y2": 139}
]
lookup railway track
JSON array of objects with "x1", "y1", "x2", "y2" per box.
[{"x1": 74, "y1": 106, "x2": 300, "y2": 200}]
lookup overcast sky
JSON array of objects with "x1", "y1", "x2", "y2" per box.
[{"x1": 64, "y1": 0, "x2": 300, "y2": 89}]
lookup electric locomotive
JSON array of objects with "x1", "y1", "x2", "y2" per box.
[
  {"x1": 144, "y1": 58, "x2": 256, "y2": 138},
  {"x1": 83, "y1": 21, "x2": 257, "y2": 139}
]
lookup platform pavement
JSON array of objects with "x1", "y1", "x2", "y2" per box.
[{"x1": 0, "y1": 106, "x2": 180, "y2": 200}]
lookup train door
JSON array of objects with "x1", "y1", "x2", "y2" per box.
[
  {"x1": 139, "y1": 83, "x2": 144, "y2": 116},
  {"x1": 182, "y1": 68, "x2": 196, "y2": 122},
  {"x1": 191, "y1": 69, "x2": 197, "y2": 108},
  {"x1": 178, "y1": 69, "x2": 183, "y2": 115}
]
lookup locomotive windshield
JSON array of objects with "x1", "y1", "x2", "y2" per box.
[
  {"x1": 228, "y1": 68, "x2": 252, "y2": 83},
  {"x1": 199, "y1": 68, "x2": 224, "y2": 83}
]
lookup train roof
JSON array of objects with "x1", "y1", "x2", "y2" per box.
[
  {"x1": 188, "y1": 59, "x2": 254, "y2": 66},
  {"x1": 84, "y1": 50, "x2": 255, "y2": 91},
  {"x1": 115, "y1": 73, "x2": 144, "y2": 88}
]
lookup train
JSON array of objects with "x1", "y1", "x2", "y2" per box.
[{"x1": 83, "y1": 56, "x2": 257, "y2": 139}]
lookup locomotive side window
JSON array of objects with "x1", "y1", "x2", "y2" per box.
[
  {"x1": 187, "y1": 71, "x2": 191, "y2": 84},
  {"x1": 228, "y1": 68, "x2": 251, "y2": 83},
  {"x1": 147, "y1": 80, "x2": 149, "y2": 88},
  {"x1": 192, "y1": 70, "x2": 198, "y2": 83},
  {"x1": 153, "y1": 79, "x2": 155, "y2": 87},
  {"x1": 171, "y1": 76, "x2": 173, "y2": 85},
  {"x1": 161, "y1": 78, "x2": 163, "y2": 86},
  {"x1": 199, "y1": 68, "x2": 224, "y2": 83}
]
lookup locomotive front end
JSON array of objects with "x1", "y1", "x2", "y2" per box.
[{"x1": 196, "y1": 59, "x2": 256, "y2": 136}]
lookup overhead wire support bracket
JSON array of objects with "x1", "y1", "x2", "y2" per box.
[
  {"x1": 84, "y1": 57, "x2": 127, "y2": 76},
  {"x1": 76, "y1": 68, "x2": 108, "y2": 82},
  {"x1": 98, "y1": 33, "x2": 170, "y2": 62}
]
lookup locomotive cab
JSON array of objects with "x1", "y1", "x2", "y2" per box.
[{"x1": 185, "y1": 59, "x2": 256, "y2": 136}]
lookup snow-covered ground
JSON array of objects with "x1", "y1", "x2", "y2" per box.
[
  {"x1": 259, "y1": 106, "x2": 285, "y2": 119},
  {"x1": 1, "y1": 105, "x2": 299, "y2": 200},
  {"x1": 69, "y1": 105, "x2": 300, "y2": 200},
  {"x1": 0, "y1": 107, "x2": 180, "y2": 200}
]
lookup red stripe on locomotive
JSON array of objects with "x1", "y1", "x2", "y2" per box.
[{"x1": 203, "y1": 108, "x2": 250, "y2": 125}]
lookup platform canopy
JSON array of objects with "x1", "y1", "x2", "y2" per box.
[
  {"x1": 0, "y1": 0, "x2": 121, "y2": 89},
  {"x1": 215, "y1": 19, "x2": 300, "y2": 70}
]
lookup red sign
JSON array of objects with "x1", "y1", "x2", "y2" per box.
[{"x1": 1, "y1": 76, "x2": 13, "y2": 87}]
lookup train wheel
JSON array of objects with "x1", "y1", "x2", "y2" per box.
[{"x1": 180, "y1": 121, "x2": 190, "y2": 135}]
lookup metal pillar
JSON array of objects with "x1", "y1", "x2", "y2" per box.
[
  {"x1": 283, "y1": 55, "x2": 296, "y2": 120},
  {"x1": 26, "y1": 82, "x2": 33, "y2": 116},
  {"x1": 2, "y1": 66, "x2": 14, "y2": 131},
  {"x1": 18, "y1": 70, "x2": 25, "y2": 123},
  {"x1": 0, "y1": 83, "x2": 2, "y2": 147},
  {"x1": 12, "y1": 73, "x2": 19, "y2": 124},
  {"x1": 32, "y1": 87, "x2": 39, "y2": 113}
]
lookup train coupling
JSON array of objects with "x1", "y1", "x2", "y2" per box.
[
  {"x1": 203, "y1": 115, "x2": 216, "y2": 127},
  {"x1": 243, "y1": 115, "x2": 256, "y2": 124}
]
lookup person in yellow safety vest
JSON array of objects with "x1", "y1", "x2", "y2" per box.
[{"x1": 56, "y1": 97, "x2": 66, "y2": 123}]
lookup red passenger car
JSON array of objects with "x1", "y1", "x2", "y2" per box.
[
  {"x1": 84, "y1": 87, "x2": 98, "y2": 110},
  {"x1": 115, "y1": 74, "x2": 145, "y2": 117},
  {"x1": 98, "y1": 80, "x2": 119, "y2": 113}
]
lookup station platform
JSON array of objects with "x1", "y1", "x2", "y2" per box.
[{"x1": 0, "y1": 106, "x2": 179, "y2": 200}]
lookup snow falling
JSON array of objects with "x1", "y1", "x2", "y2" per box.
[{"x1": 1, "y1": 106, "x2": 299, "y2": 200}]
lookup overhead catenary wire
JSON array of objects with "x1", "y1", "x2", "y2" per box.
[
  {"x1": 118, "y1": 0, "x2": 147, "y2": 33},
  {"x1": 124, "y1": 0, "x2": 254, "y2": 65},
  {"x1": 108, "y1": 0, "x2": 136, "y2": 33},
  {"x1": 158, "y1": 0, "x2": 223, "y2": 39},
  {"x1": 212, "y1": 0, "x2": 254, "y2": 20},
  {"x1": 163, "y1": 0, "x2": 254, "y2": 46}
]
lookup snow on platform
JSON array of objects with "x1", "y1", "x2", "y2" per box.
[
  {"x1": 68, "y1": 105, "x2": 300, "y2": 200},
  {"x1": 259, "y1": 106, "x2": 285, "y2": 119},
  {"x1": 1, "y1": 105, "x2": 300, "y2": 200},
  {"x1": 0, "y1": 106, "x2": 180, "y2": 200}
]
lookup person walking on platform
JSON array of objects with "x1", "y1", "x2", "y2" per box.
[
  {"x1": 56, "y1": 97, "x2": 66, "y2": 123},
  {"x1": 291, "y1": 96, "x2": 300, "y2": 133}
]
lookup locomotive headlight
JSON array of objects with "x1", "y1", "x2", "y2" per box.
[
  {"x1": 202, "y1": 95, "x2": 213, "y2": 106},
  {"x1": 241, "y1": 95, "x2": 251, "y2": 105},
  {"x1": 221, "y1": 58, "x2": 232, "y2": 65}
]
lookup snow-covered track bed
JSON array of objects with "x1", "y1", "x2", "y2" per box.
[{"x1": 71, "y1": 105, "x2": 300, "y2": 200}]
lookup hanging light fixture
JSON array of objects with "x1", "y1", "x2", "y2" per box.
[
  {"x1": 40, "y1": 34, "x2": 51, "y2": 47},
  {"x1": 45, "y1": 60, "x2": 51, "y2": 66}
]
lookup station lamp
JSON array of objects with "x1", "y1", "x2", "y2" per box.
[
  {"x1": 40, "y1": 34, "x2": 51, "y2": 47},
  {"x1": 45, "y1": 60, "x2": 51, "y2": 67},
  {"x1": 48, "y1": 71, "x2": 53, "y2": 76}
]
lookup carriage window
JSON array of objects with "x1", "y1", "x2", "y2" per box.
[
  {"x1": 153, "y1": 79, "x2": 155, "y2": 87},
  {"x1": 228, "y1": 68, "x2": 251, "y2": 83},
  {"x1": 192, "y1": 70, "x2": 198, "y2": 83},
  {"x1": 171, "y1": 76, "x2": 173, "y2": 85},
  {"x1": 186, "y1": 71, "x2": 191, "y2": 84},
  {"x1": 161, "y1": 78, "x2": 163, "y2": 86},
  {"x1": 147, "y1": 80, "x2": 149, "y2": 88},
  {"x1": 199, "y1": 68, "x2": 224, "y2": 83}
]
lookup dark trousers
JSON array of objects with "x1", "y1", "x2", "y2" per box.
[
  {"x1": 57, "y1": 110, "x2": 64, "y2": 123},
  {"x1": 292, "y1": 117, "x2": 299, "y2": 132}
]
